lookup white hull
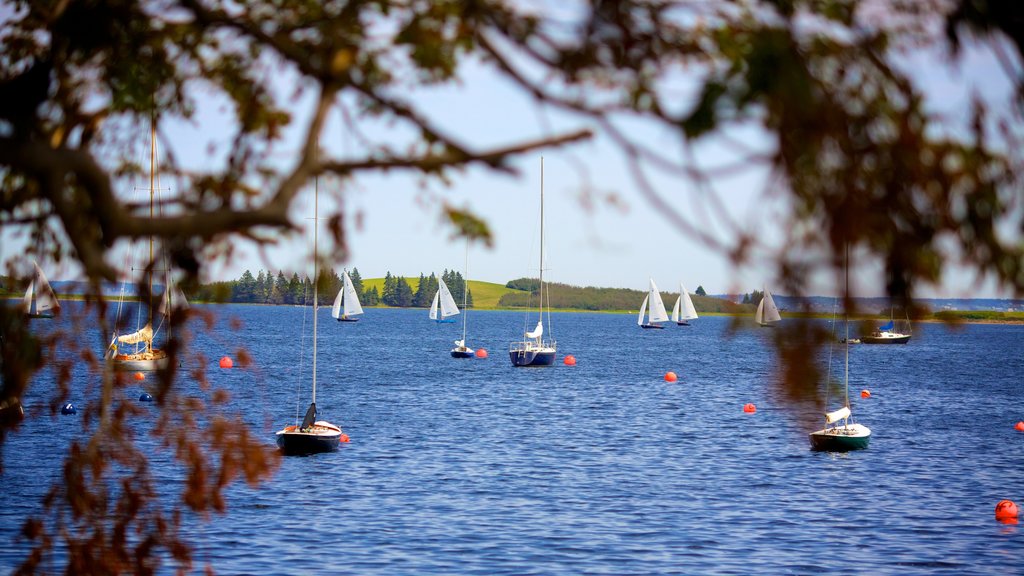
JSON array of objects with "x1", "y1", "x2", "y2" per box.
[{"x1": 109, "y1": 351, "x2": 169, "y2": 372}]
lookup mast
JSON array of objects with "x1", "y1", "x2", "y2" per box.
[
  {"x1": 844, "y1": 243, "x2": 850, "y2": 409},
  {"x1": 538, "y1": 157, "x2": 544, "y2": 330},
  {"x1": 149, "y1": 115, "x2": 156, "y2": 312},
  {"x1": 461, "y1": 240, "x2": 469, "y2": 343},
  {"x1": 312, "y1": 172, "x2": 319, "y2": 405}
]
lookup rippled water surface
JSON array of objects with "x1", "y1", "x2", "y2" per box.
[{"x1": 2, "y1": 305, "x2": 1023, "y2": 574}]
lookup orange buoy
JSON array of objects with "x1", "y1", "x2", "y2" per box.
[
  {"x1": 743, "y1": 403, "x2": 757, "y2": 413},
  {"x1": 860, "y1": 389, "x2": 871, "y2": 398},
  {"x1": 133, "y1": 372, "x2": 145, "y2": 381},
  {"x1": 1015, "y1": 421, "x2": 1024, "y2": 432},
  {"x1": 664, "y1": 371, "x2": 678, "y2": 382},
  {"x1": 475, "y1": 348, "x2": 488, "y2": 359},
  {"x1": 564, "y1": 355, "x2": 576, "y2": 366},
  {"x1": 339, "y1": 433, "x2": 351, "y2": 443},
  {"x1": 219, "y1": 356, "x2": 233, "y2": 369},
  {"x1": 995, "y1": 500, "x2": 1018, "y2": 522}
]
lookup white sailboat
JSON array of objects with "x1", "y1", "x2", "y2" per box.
[
  {"x1": 509, "y1": 158, "x2": 557, "y2": 367},
  {"x1": 428, "y1": 277, "x2": 459, "y2": 324},
  {"x1": 670, "y1": 283, "x2": 698, "y2": 326},
  {"x1": 810, "y1": 247, "x2": 870, "y2": 451},
  {"x1": 332, "y1": 269, "x2": 364, "y2": 322},
  {"x1": 22, "y1": 260, "x2": 60, "y2": 319},
  {"x1": 451, "y1": 243, "x2": 475, "y2": 358},
  {"x1": 861, "y1": 308, "x2": 911, "y2": 344},
  {"x1": 638, "y1": 278, "x2": 669, "y2": 329},
  {"x1": 277, "y1": 171, "x2": 345, "y2": 455},
  {"x1": 108, "y1": 119, "x2": 178, "y2": 372},
  {"x1": 754, "y1": 285, "x2": 782, "y2": 327}
]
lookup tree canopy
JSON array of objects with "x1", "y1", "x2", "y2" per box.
[{"x1": 2, "y1": 0, "x2": 1024, "y2": 572}]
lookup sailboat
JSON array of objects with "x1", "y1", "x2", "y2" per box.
[
  {"x1": 754, "y1": 285, "x2": 782, "y2": 327},
  {"x1": 451, "y1": 243, "x2": 474, "y2": 359},
  {"x1": 509, "y1": 158, "x2": 557, "y2": 367},
  {"x1": 428, "y1": 277, "x2": 459, "y2": 324},
  {"x1": 670, "y1": 283, "x2": 698, "y2": 326},
  {"x1": 810, "y1": 246, "x2": 871, "y2": 451},
  {"x1": 277, "y1": 172, "x2": 344, "y2": 456},
  {"x1": 107, "y1": 119, "x2": 180, "y2": 372},
  {"x1": 332, "y1": 269, "x2": 364, "y2": 322},
  {"x1": 22, "y1": 260, "x2": 61, "y2": 319},
  {"x1": 638, "y1": 278, "x2": 669, "y2": 329},
  {"x1": 861, "y1": 308, "x2": 911, "y2": 344}
]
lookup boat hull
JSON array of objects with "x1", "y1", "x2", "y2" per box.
[
  {"x1": 110, "y1": 351, "x2": 169, "y2": 372},
  {"x1": 640, "y1": 324, "x2": 664, "y2": 329},
  {"x1": 809, "y1": 424, "x2": 871, "y2": 452},
  {"x1": 509, "y1": 347, "x2": 557, "y2": 367},
  {"x1": 336, "y1": 317, "x2": 360, "y2": 323},
  {"x1": 26, "y1": 313, "x2": 56, "y2": 319},
  {"x1": 276, "y1": 423, "x2": 342, "y2": 456},
  {"x1": 451, "y1": 349, "x2": 474, "y2": 359},
  {"x1": 435, "y1": 319, "x2": 456, "y2": 324},
  {"x1": 861, "y1": 333, "x2": 910, "y2": 344},
  {"x1": 675, "y1": 321, "x2": 691, "y2": 326}
]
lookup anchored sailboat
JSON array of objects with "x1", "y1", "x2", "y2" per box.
[
  {"x1": 638, "y1": 278, "x2": 669, "y2": 329},
  {"x1": 332, "y1": 269, "x2": 364, "y2": 322},
  {"x1": 510, "y1": 158, "x2": 556, "y2": 367},
  {"x1": 861, "y1": 308, "x2": 911, "y2": 344},
  {"x1": 754, "y1": 285, "x2": 782, "y2": 327},
  {"x1": 22, "y1": 260, "x2": 60, "y2": 319},
  {"x1": 810, "y1": 247, "x2": 871, "y2": 451},
  {"x1": 671, "y1": 283, "x2": 698, "y2": 326},
  {"x1": 429, "y1": 277, "x2": 459, "y2": 324},
  {"x1": 277, "y1": 172, "x2": 345, "y2": 455},
  {"x1": 451, "y1": 243, "x2": 475, "y2": 359}
]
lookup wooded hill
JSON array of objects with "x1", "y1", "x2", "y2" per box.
[{"x1": 494, "y1": 278, "x2": 751, "y2": 313}]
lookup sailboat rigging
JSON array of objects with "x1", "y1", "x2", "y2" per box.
[
  {"x1": 451, "y1": 242, "x2": 475, "y2": 359},
  {"x1": 671, "y1": 283, "x2": 698, "y2": 326},
  {"x1": 332, "y1": 269, "x2": 364, "y2": 322},
  {"x1": 809, "y1": 245, "x2": 871, "y2": 451},
  {"x1": 428, "y1": 277, "x2": 459, "y2": 324},
  {"x1": 754, "y1": 284, "x2": 782, "y2": 327},
  {"x1": 861, "y1": 307, "x2": 911, "y2": 344},
  {"x1": 22, "y1": 260, "x2": 60, "y2": 319},
  {"x1": 277, "y1": 169, "x2": 345, "y2": 455},
  {"x1": 509, "y1": 157, "x2": 557, "y2": 367},
  {"x1": 107, "y1": 118, "x2": 185, "y2": 372},
  {"x1": 638, "y1": 278, "x2": 669, "y2": 329}
]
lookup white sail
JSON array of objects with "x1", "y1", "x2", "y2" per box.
[
  {"x1": 158, "y1": 274, "x2": 189, "y2": 316},
  {"x1": 825, "y1": 406, "x2": 851, "y2": 424},
  {"x1": 23, "y1": 261, "x2": 60, "y2": 315},
  {"x1": 647, "y1": 278, "x2": 669, "y2": 323},
  {"x1": 428, "y1": 291, "x2": 440, "y2": 320},
  {"x1": 760, "y1": 286, "x2": 782, "y2": 324},
  {"x1": 437, "y1": 278, "x2": 460, "y2": 318},
  {"x1": 525, "y1": 320, "x2": 543, "y2": 339},
  {"x1": 342, "y1": 271, "x2": 363, "y2": 317},
  {"x1": 679, "y1": 284, "x2": 698, "y2": 320},
  {"x1": 637, "y1": 294, "x2": 649, "y2": 326},
  {"x1": 117, "y1": 323, "x2": 154, "y2": 345}
]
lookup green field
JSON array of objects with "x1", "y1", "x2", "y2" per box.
[{"x1": 360, "y1": 278, "x2": 527, "y2": 309}]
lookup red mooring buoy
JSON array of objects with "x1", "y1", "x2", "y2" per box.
[
  {"x1": 743, "y1": 403, "x2": 757, "y2": 413},
  {"x1": 219, "y1": 356, "x2": 234, "y2": 369},
  {"x1": 664, "y1": 371, "x2": 677, "y2": 382},
  {"x1": 861, "y1": 389, "x2": 871, "y2": 398},
  {"x1": 133, "y1": 372, "x2": 145, "y2": 381},
  {"x1": 564, "y1": 355, "x2": 576, "y2": 366},
  {"x1": 475, "y1": 348, "x2": 488, "y2": 359},
  {"x1": 995, "y1": 500, "x2": 1019, "y2": 522},
  {"x1": 1015, "y1": 421, "x2": 1024, "y2": 432},
  {"x1": 339, "y1": 433, "x2": 351, "y2": 443}
]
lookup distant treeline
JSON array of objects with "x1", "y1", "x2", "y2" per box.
[
  {"x1": 191, "y1": 268, "x2": 472, "y2": 308},
  {"x1": 498, "y1": 278, "x2": 750, "y2": 313}
]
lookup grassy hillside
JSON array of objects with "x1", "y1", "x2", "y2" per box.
[
  {"x1": 497, "y1": 279, "x2": 751, "y2": 314},
  {"x1": 361, "y1": 277, "x2": 526, "y2": 308}
]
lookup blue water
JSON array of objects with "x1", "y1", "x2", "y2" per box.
[{"x1": 2, "y1": 305, "x2": 1023, "y2": 574}]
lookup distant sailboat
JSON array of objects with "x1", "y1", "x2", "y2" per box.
[
  {"x1": 451, "y1": 243, "x2": 475, "y2": 359},
  {"x1": 428, "y1": 278, "x2": 459, "y2": 324},
  {"x1": 671, "y1": 283, "x2": 698, "y2": 326},
  {"x1": 638, "y1": 278, "x2": 669, "y2": 329},
  {"x1": 277, "y1": 171, "x2": 345, "y2": 455},
  {"x1": 22, "y1": 260, "x2": 60, "y2": 319},
  {"x1": 861, "y1": 308, "x2": 911, "y2": 344},
  {"x1": 810, "y1": 246, "x2": 870, "y2": 451},
  {"x1": 510, "y1": 158, "x2": 557, "y2": 367},
  {"x1": 108, "y1": 119, "x2": 181, "y2": 372},
  {"x1": 754, "y1": 285, "x2": 782, "y2": 327},
  {"x1": 332, "y1": 269, "x2": 364, "y2": 322}
]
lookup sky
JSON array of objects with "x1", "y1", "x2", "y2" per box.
[{"x1": 3, "y1": 15, "x2": 1020, "y2": 300}]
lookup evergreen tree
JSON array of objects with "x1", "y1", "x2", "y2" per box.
[
  {"x1": 287, "y1": 273, "x2": 303, "y2": 305},
  {"x1": 394, "y1": 276, "x2": 414, "y2": 307},
  {"x1": 381, "y1": 272, "x2": 397, "y2": 306},
  {"x1": 466, "y1": 286, "x2": 473, "y2": 308},
  {"x1": 363, "y1": 286, "x2": 380, "y2": 306},
  {"x1": 271, "y1": 271, "x2": 288, "y2": 305},
  {"x1": 348, "y1": 268, "x2": 364, "y2": 297},
  {"x1": 696, "y1": 285, "x2": 707, "y2": 296},
  {"x1": 235, "y1": 270, "x2": 257, "y2": 302}
]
